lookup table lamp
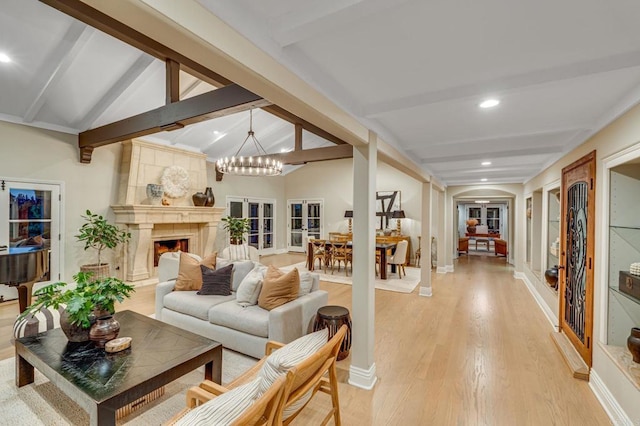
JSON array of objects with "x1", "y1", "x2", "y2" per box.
[
  {"x1": 392, "y1": 210, "x2": 405, "y2": 234},
  {"x1": 344, "y1": 210, "x2": 353, "y2": 234}
]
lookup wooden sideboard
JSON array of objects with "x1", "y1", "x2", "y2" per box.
[{"x1": 465, "y1": 233, "x2": 500, "y2": 239}]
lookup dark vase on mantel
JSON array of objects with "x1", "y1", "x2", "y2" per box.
[
  {"x1": 628, "y1": 327, "x2": 640, "y2": 363},
  {"x1": 204, "y1": 187, "x2": 215, "y2": 207},
  {"x1": 192, "y1": 191, "x2": 207, "y2": 206}
]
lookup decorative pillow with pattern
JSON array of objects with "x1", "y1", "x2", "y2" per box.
[
  {"x1": 175, "y1": 376, "x2": 264, "y2": 426},
  {"x1": 258, "y1": 266, "x2": 300, "y2": 310},
  {"x1": 13, "y1": 305, "x2": 64, "y2": 340},
  {"x1": 175, "y1": 252, "x2": 217, "y2": 291},
  {"x1": 198, "y1": 264, "x2": 233, "y2": 296},
  {"x1": 257, "y1": 328, "x2": 329, "y2": 419}
]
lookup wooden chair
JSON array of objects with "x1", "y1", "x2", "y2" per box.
[
  {"x1": 415, "y1": 235, "x2": 421, "y2": 267},
  {"x1": 167, "y1": 375, "x2": 288, "y2": 425},
  {"x1": 179, "y1": 325, "x2": 347, "y2": 426},
  {"x1": 495, "y1": 239, "x2": 507, "y2": 257},
  {"x1": 330, "y1": 240, "x2": 351, "y2": 276},
  {"x1": 311, "y1": 239, "x2": 329, "y2": 273}
]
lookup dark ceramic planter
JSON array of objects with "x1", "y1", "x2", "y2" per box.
[
  {"x1": 544, "y1": 265, "x2": 559, "y2": 289},
  {"x1": 60, "y1": 309, "x2": 91, "y2": 342},
  {"x1": 192, "y1": 192, "x2": 207, "y2": 206},
  {"x1": 90, "y1": 315, "x2": 121, "y2": 348},
  {"x1": 628, "y1": 327, "x2": 640, "y2": 363},
  {"x1": 204, "y1": 187, "x2": 215, "y2": 207}
]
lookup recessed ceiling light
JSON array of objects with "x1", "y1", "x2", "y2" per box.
[
  {"x1": 479, "y1": 99, "x2": 500, "y2": 109},
  {"x1": 0, "y1": 53, "x2": 11, "y2": 63},
  {"x1": 481, "y1": 178, "x2": 488, "y2": 182},
  {"x1": 213, "y1": 130, "x2": 220, "y2": 135},
  {"x1": 481, "y1": 161, "x2": 492, "y2": 166}
]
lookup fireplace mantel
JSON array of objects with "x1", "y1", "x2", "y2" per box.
[{"x1": 112, "y1": 205, "x2": 225, "y2": 282}]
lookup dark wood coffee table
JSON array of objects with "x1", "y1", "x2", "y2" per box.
[{"x1": 15, "y1": 310, "x2": 222, "y2": 426}]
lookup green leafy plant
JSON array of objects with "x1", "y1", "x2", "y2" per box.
[
  {"x1": 221, "y1": 216, "x2": 251, "y2": 244},
  {"x1": 75, "y1": 210, "x2": 131, "y2": 266},
  {"x1": 19, "y1": 272, "x2": 135, "y2": 328}
]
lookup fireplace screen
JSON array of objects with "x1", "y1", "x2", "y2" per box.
[{"x1": 153, "y1": 239, "x2": 188, "y2": 267}]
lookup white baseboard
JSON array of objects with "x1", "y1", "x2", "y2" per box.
[
  {"x1": 419, "y1": 286, "x2": 433, "y2": 297},
  {"x1": 515, "y1": 272, "x2": 557, "y2": 328},
  {"x1": 590, "y1": 369, "x2": 633, "y2": 426},
  {"x1": 446, "y1": 264, "x2": 454, "y2": 273},
  {"x1": 436, "y1": 266, "x2": 447, "y2": 274},
  {"x1": 348, "y1": 363, "x2": 378, "y2": 390}
]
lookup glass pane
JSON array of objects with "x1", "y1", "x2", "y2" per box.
[
  {"x1": 308, "y1": 218, "x2": 320, "y2": 232},
  {"x1": 263, "y1": 218, "x2": 272, "y2": 232},
  {"x1": 291, "y1": 218, "x2": 302, "y2": 231},
  {"x1": 230, "y1": 201, "x2": 243, "y2": 218},
  {"x1": 10, "y1": 222, "x2": 51, "y2": 248},
  {"x1": 263, "y1": 233, "x2": 273, "y2": 249},
  {"x1": 290, "y1": 232, "x2": 302, "y2": 246},
  {"x1": 10, "y1": 189, "x2": 52, "y2": 220},
  {"x1": 263, "y1": 203, "x2": 273, "y2": 218},
  {"x1": 308, "y1": 203, "x2": 320, "y2": 218},
  {"x1": 249, "y1": 218, "x2": 259, "y2": 232},
  {"x1": 249, "y1": 202, "x2": 259, "y2": 217},
  {"x1": 290, "y1": 203, "x2": 302, "y2": 218},
  {"x1": 309, "y1": 232, "x2": 321, "y2": 240},
  {"x1": 248, "y1": 235, "x2": 259, "y2": 248}
]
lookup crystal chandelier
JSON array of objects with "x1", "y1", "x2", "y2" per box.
[{"x1": 216, "y1": 110, "x2": 283, "y2": 176}]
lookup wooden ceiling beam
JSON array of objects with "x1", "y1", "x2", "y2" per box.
[
  {"x1": 262, "y1": 105, "x2": 347, "y2": 146},
  {"x1": 166, "y1": 59, "x2": 180, "y2": 104},
  {"x1": 78, "y1": 84, "x2": 269, "y2": 163},
  {"x1": 255, "y1": 144, "x2": 353, "y2": 165}
]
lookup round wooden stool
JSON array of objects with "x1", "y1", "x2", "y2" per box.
[{"x1": 313, "y1": 305, "x2": 352, "y2": 361}]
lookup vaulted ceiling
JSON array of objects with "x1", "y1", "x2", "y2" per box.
[{"x1": 2, "y1": 0, "x2": 640, "y2": 185}]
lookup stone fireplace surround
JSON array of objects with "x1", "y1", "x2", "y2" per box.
[{"x1": 112, "y1": 139, "x2": 224, "y2": 283}]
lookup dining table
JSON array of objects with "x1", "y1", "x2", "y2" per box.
[{"x1": 307, "y1": 241, "x2": 397, "y2": 280}]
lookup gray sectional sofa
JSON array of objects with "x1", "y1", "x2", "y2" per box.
[{"x1": 154, "y1": 252, "x2": 328, "y2": 358}]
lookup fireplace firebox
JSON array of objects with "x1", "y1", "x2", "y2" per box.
[{"x1": 153, "y1": 239, "x2": 188, "y2": 267}]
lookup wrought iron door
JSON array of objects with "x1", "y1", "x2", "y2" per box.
[{"x1": 560, "y1": 151, "x2": 595, "y2": 366}]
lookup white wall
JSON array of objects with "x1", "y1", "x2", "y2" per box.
[
  {"x1": 0, "y1": 121, "x2": 122, "y2": 283},
  {"x1": 284, "y1": 158, "x2": 423, "y2": 262}
]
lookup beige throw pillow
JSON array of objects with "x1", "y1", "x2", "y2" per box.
[
  {"x1": 175, "y1": 251, "x2": 217, "y2": 291},
  {"x1": 258, "y1": 265, "x2": 300, "y2": 310}
]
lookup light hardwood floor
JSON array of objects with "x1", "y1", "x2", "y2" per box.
[{"x1": 0, "y1": 253, "x2": 611, "y2": 425}]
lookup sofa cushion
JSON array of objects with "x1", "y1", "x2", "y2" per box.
[
  {"x1": 198, "y1": 264, "x2": 233, "y2": 296},
  {"x1": 208, "y1": 301, "x2": 269, "y2": 338},
  {"x1": 258, "y1": 266, "x2": 300, "y2": 311},
  {"x1": 216, "y1": 259, "x2": 255, "y2": 291},
  {"x1": 175, "y1": 376, "x2": 263, "y2": 426},
  {"x1": 236, "y1": 266, "x2": 266, "y2": 307},
  {"x1": 164, "y1": 291, "x2": 234, "y2": 321},
  {"x1": 175, "y1": 252, "x2": 217, "y2": 291}
]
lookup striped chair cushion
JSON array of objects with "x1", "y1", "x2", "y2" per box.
[
  {"x1": 258, "y1": 327, "x2": 329, "y2": 418},
  {"x1": 175, "y1": 376, "x2": 263, "y2": 426},
  {"x1": 13, "y1": 305, "x2": 64, "y2": 339}
]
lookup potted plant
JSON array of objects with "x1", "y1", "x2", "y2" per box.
[
  {"x1": 19, "y1": 271, "x2": 135, "y2": 342},
  {"x1": 221, "y1": 216, "x2": 251, "y2": 245},
  {"x1": 75, "y1": 210, "x2": 131, "y2": 279}
]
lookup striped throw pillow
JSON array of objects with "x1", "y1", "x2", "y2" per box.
[
  {"x1": 13, "y1": 305, "x2": 64, "y2": 340},
  {"x1": 258, "y1": 328, "x2": 329, "y2": 418},
  {"x1": 175, "y1": 376, "x2": 263, "y2": 426}
]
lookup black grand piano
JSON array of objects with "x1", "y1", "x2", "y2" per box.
[{"x1": 0, "y1": 246, "x2": 49, "y2": 313}]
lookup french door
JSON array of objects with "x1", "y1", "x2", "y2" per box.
[
  {"x1": 0, "y1": 180, "x2": 61, "y2": 301},
  {"x1": 227, "y1": 197, "x2": 276, "y2": 254},
  {"x1": 559, "y1": 151, "x2": 595, "y2": 367},
  {"x1": 287, "y1": 199, "x2": 323, "y2": 252}
]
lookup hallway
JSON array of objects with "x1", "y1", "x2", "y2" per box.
[{"x1": 298, "y1": 253, "x2": 611, "y2": 425}]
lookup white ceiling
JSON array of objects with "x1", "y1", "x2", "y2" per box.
[{"x1": 2, "y1": 0, "x2": 640, "y2": 185}]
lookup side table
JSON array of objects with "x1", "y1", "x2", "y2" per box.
[{"x1": 313, "y1": 305, "x2": 352, "y2": 361}]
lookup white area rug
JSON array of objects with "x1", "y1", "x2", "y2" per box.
[
  {"x1": 0, "y1": 349, "x2": 256, "y2": 425},
  {"x1": 282, "y1": 262, "x2": 421, "y2": 294}
]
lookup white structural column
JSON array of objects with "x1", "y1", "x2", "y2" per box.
[
  {"x1": 443, "y1": 189, "x2": 454, "y2": 271},
  {"x1": 348, "y1": 130, "x2": 377, "y2": 390},
  {"x1": 419, "y1": 181, "x2": 432, "y2": 297},
  {"x1": 437, "y1": 189, "x2": 449, "y2": 272}
]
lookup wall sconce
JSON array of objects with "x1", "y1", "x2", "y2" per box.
[
  {"x1": 344, "y1": 210, "x2": 353, "y2": 234},
  {"x1": 392, "y1": 210, "x2": 405, "y2": 234}
]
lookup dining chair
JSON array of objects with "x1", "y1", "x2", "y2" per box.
[
  {"x1": 330, "y1": 240, "x2": 351, "y2": 276},
  {"x1": 311, "y1": 239, "x2": 329, "y2": 273},
  {"x1": 387, "y1": 240, "x2": 409, "y2": 279}
]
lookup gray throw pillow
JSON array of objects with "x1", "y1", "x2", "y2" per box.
[
  {"x1": 198, "y1": 264, "x2": 233, "y2": 296},
  {"x1": 230, "y1": 260, "x2": 255, "y2": 291}
]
